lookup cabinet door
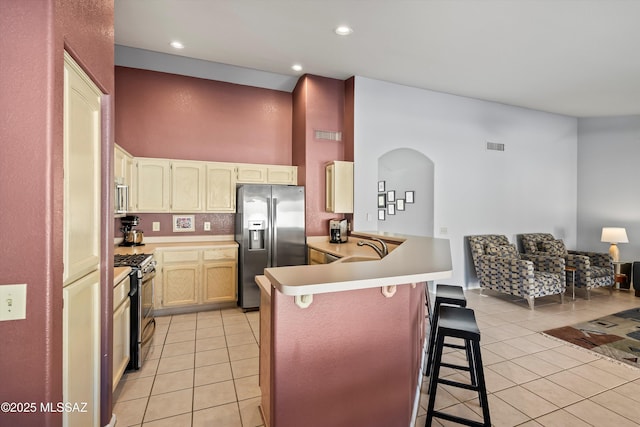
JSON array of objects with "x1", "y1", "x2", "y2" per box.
[
  {"x1": 135, "y1": 158, "x2": 171, "y2": 212},
  {"x1": 171, "y1": 160, "x2": 206, "y2": 212},
  {"x1": 63, "y1": 270, "x2": 100, "y2": 427},
  {"x1": 112, "y1": 297, "x2": 130, "y2": 391},
  {"x1": 325, "y1": 161, "x2": 353, "y2": 214},
  {"x1": 63, "y1": 52, "x2": 101, "y2": 285},
  {"x1": 202, "y1": 261, "x2": 237, "y2": 303},
  {"x1": 308, "y1": 248, "x2": 327, "y2": 265},
  {"x1": 237, "y1": 164, "x2": 267, "y2": 183},
  {"x1": 267, "y1": 165, "x2": 297, "y2": 185},
  {"x1": 162, "y1": 263, "x2": 199, "y2": 306},
  {"x1": 114, "y1": 145, "x2": 126, "y2": 182},
  {"x1": 206, "y1": 163, "x2": 237, "y2": 212}
]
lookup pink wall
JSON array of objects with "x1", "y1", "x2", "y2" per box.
[
  {"x1": 292, "y1": 75, "x2": 348, "y2": 236},
  {"x1": 115, "y1": 66, "x2": 292, "y2": 164},
  {"x1": 269, "y1": 283, "x2": 425, "y2": 427},
  {"x1": 0, "y1": 1, "x2": 114, "y2": 426}
]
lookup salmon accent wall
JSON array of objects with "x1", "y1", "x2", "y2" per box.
[
  {"x1": 115, "y1": 66, "x2": 293, "y2": 164},
  {"x1": 0, "y1": 1, "x2": 114, "y2": 426},
  {"x1": 292, "y1": 75, "x2": 348, "y2": 236}
]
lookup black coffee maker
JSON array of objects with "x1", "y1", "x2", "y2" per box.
[{"x1": 120, "y1": 215, "x2": 145, "y2": 246}]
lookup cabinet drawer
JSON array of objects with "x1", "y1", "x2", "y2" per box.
[
  {"x1": 114, "y1": 275, "x2": 130, "y2": 309},
  {"x1": 203, "y1": 247, "x2": 237, "y2": 261},
  {"x1": 308, "y1": 248, "x2": 327, "y2": 265},
  {"x1": 163, "y1": 250, "x2": 200, "y2": 263}
]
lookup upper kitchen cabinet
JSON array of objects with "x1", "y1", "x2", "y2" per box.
[
  {"x1": 326, "y1": 161, "x2": 354, "y2": 213},
  {"x1": 134, "y1": 157, "x2": 171, "y2": 212},
  {"x1": 114, "y1": 144, "x2": 134, "y2": 186},
  {"x1": 206, "y1": 163, "x2": 237, "y2": 212},
  {"x1": 171, "y1": 160, "x2": 206, "y2": 212},
  {"x1": 237, "y1": 164, "x2": 297, "y2": 185},
  {"x1": 267, "y1": 165, "x2": 298, "y2": 185}
]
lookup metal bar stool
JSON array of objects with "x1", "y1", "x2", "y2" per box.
[
  {"x1": 425, "y1": 284, "x2": 466, "y2": 376},
  {"x1": 425, "y1": 306, "x2": 491, "y2": 427}
]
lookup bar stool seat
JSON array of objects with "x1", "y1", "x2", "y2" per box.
[
  {"x1": 426, "y1": 306, "x2": 491, "y2": 427},
  {"x1": 425, "y1": 284, "x2": 466, "y2": 376}
]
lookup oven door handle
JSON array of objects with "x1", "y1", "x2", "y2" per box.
[
  {"x1": 141, "y1": 318, "x2": 155, "y2": 347},
  {"x1": 128, "y1": 283, "x2": 138, "y2": 297}
]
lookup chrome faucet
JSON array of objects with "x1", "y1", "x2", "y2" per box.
[{"x1": 357, "y1": 237, "x2": 388, "y2": 258}]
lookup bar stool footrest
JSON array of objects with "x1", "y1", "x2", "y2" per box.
[
  {"x1": 438, "y1": 378, "x2": 479, "y2": 391},
  {"x1": 432, "y1": 411, "x2": 488, "y2": 427},
  {"x1": 440, "y1": 362, "x2": 471, "y2": 372}
]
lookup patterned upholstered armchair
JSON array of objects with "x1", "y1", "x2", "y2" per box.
[
  {"x1": 519, "y1": 233, "x2": 613, "y2": 299},
  {"x1": 468, "y1": 234, "x2": 566, "y2": 309}
]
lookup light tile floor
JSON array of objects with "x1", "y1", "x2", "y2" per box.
[{"x1": 113, "y1": 287, "x2": 640, "y2": 427}]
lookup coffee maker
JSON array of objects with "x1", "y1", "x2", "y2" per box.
[
  {"x1": 120, "y1": 215, "x2": 145, "y2": 246},
  {"x1": 329, "y1": 218, "x2": 348, "y2": 243}
]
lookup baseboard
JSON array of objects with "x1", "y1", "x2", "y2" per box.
[{"x1": 104, "y1": 413, "x2": 116, "y2": 427}]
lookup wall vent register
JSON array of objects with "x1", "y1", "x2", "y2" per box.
[{"x1": 486, "y1": 142, "x2": 505, "y2": 151}]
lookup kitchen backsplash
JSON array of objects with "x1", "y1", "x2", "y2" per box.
[{"x1": 114, "y1": 213, "x2": 234, "y2": 239}]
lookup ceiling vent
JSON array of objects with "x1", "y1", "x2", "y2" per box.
[
  {"x1": 315, "y1": 130, "x2": 342, "y2": 142},
  {"x1": 486, "y1": 142, "x2": 505, "y2": 151}
]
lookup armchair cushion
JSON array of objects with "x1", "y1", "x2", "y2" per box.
[
  {"x1": 539, "y1": 239, "x2": 568, "y2": 256},
  {"x1": 486, "y1": 243, "x2": 519, "y2": 259}
]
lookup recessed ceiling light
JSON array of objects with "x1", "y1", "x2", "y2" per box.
[
  {"x1": 170, "y1": 41, "x2": 184, "y2": 49},
  {"x1": 291, "y1": 64, "x2": 303, "y2": 72},
  {"x1": 334, "y1": 25, "x2": 353, "y2": 36}
]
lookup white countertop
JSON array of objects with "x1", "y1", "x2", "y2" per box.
[{"x1": 264, "y1": 233, "x2": 452, "y2": 296}]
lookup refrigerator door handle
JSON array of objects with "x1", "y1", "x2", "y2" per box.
[
  {"x1": 272, "y1": 197, "x2": 278, "y2": 266},
  {"x1": 266, "y1": 197, "x2": 273, "y2": 268}
]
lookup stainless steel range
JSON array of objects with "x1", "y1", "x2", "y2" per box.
[{"x1": 114, "y1": 253, "x2": 156, "y2": 370}]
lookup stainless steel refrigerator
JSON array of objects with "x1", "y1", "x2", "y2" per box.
[{"x1": 235, "y1": 184, "x2": 306, "y2": 310}]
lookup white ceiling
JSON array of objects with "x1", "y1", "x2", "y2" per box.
[{"x1": 114, "y1": 0, "x2": 640, "y2": 117}]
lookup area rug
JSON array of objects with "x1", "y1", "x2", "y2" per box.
[{"x1": 542, "y1": 308, "x2": 640, "y2": 369}]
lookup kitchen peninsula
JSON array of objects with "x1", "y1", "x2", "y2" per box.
[{"x1": 257, "y1": 233, "x2": 452, "y2": 427}]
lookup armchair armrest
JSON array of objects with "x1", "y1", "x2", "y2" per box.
[
  {"x1": 520, "y1": 253, "x2": 565, "y2": 275},
  {"x1": 569, "y1": 250, "x2": 612, "y2": 269},
  {"x1": 478, "y1": 255, "x2": 535, "y2": 280}
]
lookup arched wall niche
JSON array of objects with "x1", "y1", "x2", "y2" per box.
[{"x1": 377, "y1": 148, "x2": 434, "y2": 236}]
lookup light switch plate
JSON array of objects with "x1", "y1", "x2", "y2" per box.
[
  {"x1": 204, "y1": 222, "x2": 211, "y2": 231},
  {"x1": 0, "y1": 284, "x2": 27, "y2": 321},
  {"x1": 152, "y1": 222, "x2": 160, "y2": 231}
]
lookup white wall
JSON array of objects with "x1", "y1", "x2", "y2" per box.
[
  {"x1": 353, "y1": 76, "x2": 578, "y2": 287},
  {"x1": 577, "y1": 116, "x2": 640, "y2": 262}
]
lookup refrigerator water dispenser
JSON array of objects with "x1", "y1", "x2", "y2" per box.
[{"x1": 248, "y1": 220, "x2": 265, "y2": 250}]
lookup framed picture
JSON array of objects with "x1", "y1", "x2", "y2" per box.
[
  {"x1": 397, "y1": 199, "x2": 405, "y2": 211},
  {"x1": 405, "y1": 191, "x2": 414, "y2": 203},
  {"x1": 173, "y1": 215, "x2": 195, "y2": 232},
  {"x1": 377, "y1": 194, "x2": 386, "y2": 208},
  {"x1": 387, "y1": 190, "x2": 395, "y2": 203},
  {"x1": 387, "y1": 203, "x2": 395, "y2": 215},
  {"x1": 378, "y1": 181, "x2": 385, "y2": 192},
  {"x1": 378, "y1": 209, "x2": 385, "y2": 220}
]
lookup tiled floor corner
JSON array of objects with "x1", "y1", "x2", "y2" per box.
[{"x1": 113, "y1": 287, "x2": 640, "y2": 426}]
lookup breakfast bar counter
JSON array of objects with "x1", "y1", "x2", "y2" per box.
[{"x1": 257, "y1": 233, "x2": 452, "y2": 427}]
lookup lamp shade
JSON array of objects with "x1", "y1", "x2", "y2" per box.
[{"x1": 601, "y1": 227, "x2": 629, "y2": 243}]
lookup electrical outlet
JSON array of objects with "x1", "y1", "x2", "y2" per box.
[
  {"x1": 204, "y1": 222, "x2": 211, "y2": 231},
  {"x1": 0, "y1": 284, "x2": 27, "y2": 321},
  {"x1": 152, "y1": 222, "x2": 160, "y2": 231},
  {"x1": 440, "y1": 227, "x2": 448, "y2": 235}
]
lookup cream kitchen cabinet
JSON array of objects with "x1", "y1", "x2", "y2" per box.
[
  {"x1": 202, "y1": 247, "x2": 237, "y2": 303},
  {"x1": 155, "y1": 245, "x2": 238, "y2": 312},
  {"x1": 326, "y1": 160, "x2": 354, "y2": 213},
  {"x1": 134, "y1": 157, "x2": 171, "y2": 212},
  {"x1": 112, "y1": 273, "x2": 130, "y2": 391},
  {"x1": 160, "y1": 250, "x2": 200, "y2": 307},
  {"x1": 206, "y1": 163, "x2": 237, "y2": 212},
  {"x1": 171, "y1": 160, "x2": 206, "y2": 212},
  {"x1": 114, "y1": 144, "x2": 134, "y2": 187},
  {"x1": 63, "y1": 52, "x2": 101, "y2": 427},
  {"x1": 237, "y1": 163, "x2": 297, "y2": 185}
]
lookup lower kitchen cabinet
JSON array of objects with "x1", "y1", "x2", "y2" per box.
[
  {"x1": 112, "y1": 274, "x2": 130, "y2": 391},
  {"x1": 203, "y1": 260, "x2": 237, "y2": 303},
  {"x1": 155, "y1": 245, "x2": 238, "y2": 312}
]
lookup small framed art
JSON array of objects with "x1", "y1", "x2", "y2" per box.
[
  {"x1": 173, "y1": 215, "x2": 195, "y2": 232},
  {"x1": 405, "y1": 191, "x2": 414, "y2": 203},
  {"x1": 397, "y1": 199, "x2": 405, "y2": 211},
  {"x1": 378, "y1": 181, "x2": 385, "y2": 192},
  {"x1": 377, "y1": 194, "x2": 386, "y2": 208},
  {"x1": 378, "y1": 209, "x2": 385, "y2": 220},
  {"x1": 387, "y1": 190, "x2": 395, "y2": 203},
  {"x1": 387, "y1": 204, "x2": 395, "y2": 215}
]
